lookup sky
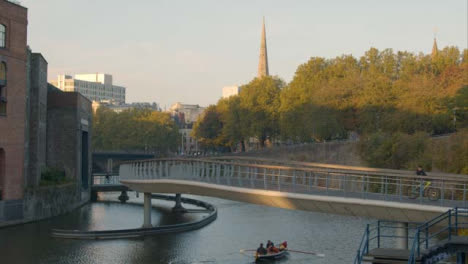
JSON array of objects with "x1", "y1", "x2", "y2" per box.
[{"x1": 20, "y1": 0, "x2": 467, "y2": 108}]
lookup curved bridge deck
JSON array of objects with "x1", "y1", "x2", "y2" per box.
[
  {"x1": 119, "y1": 157, "x2": 468, "y2": 223},
  {"x1": 51, "y1": 194, "x2": 216, "y2": 239}
]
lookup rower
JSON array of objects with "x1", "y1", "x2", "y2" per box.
[
  {"x1": 266, "y1": 240, "x2": 274, "y2": 249},
  {"x1": 257, "y1": 243, "x2": 267, "y2": 256}
]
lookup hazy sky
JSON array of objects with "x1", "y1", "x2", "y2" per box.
[{"x1": 21, "y1": 0, "x2": 467, "y2": 108}]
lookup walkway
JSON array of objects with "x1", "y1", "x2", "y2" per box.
[{"x1": 119, "y1": 157, "x2": 468, "y2": 223}]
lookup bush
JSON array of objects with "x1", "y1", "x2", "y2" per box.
[
  {"x1": 359, "y1": 132, "x2": 431, "y2": 170},
  {"x1": 432, "y1": 129, "x2": 468, "y2": 174},
  {"x1": 40, "y1": 167, "x2": 67, "y2": 186}
]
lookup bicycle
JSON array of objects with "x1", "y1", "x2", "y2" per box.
[{"x1": 408, "y1": 180, "x2": 441, "y2": 201}]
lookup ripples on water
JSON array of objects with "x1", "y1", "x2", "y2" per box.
[{"x1": 0, "y1": 193, "x2": 371, "y2": 264}]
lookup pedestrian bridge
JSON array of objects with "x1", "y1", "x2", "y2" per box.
[{"x1": 120, "y1": 157, "x2": 468, "y2": 223}]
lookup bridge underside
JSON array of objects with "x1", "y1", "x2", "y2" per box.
[{"x1": 121, "y1": 179, "x2": 449, "y2": 223}]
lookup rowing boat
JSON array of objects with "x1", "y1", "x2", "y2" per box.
[{"x1": 256, "y1": 249, "x2": 288, "y2": 261}]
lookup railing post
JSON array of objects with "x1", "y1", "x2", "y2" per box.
[
  {"x1": 455, "y1": 208, "x2": 458, "y2": 236},
  {"x1": 419, "y1": 179, "x2": 423, "y2": 204},
  {"x1": 384, "y1": 176, "x2": 388, "y2": 200},
  {"x1": 377, "y1": 220, "x2": 380, "y2": 248},
  {"x1": 365, "y1": 175, "x2": 369, "y2": 199},
  {"x1": 237, "y1": 166, "x2": 242, "y2": 187},
  {"x1": 464, "y1": 184, "x2": 467, "y2": 208},
  {"x1": 293, "y1": 170, "x2": 296, "y2": 192},
  {"x1": 399, "y1": 178, "x2": 402, "y2": 201},
  {"x1": 326, "y1": 172, "x2": 329, "y2": 195},
  {"x1": 416, "y1": 230, "x2": 420, "y2": 257},
  {"x1": 263, "y1": 168, "x2": 267, "y2": 190},
  {"x1": 441, "y1": 180, "x2": 445, "y2": 206},
  {"x1": 425, "y1": 225, "x2": 429, "y2": 249},
  {"x1": 250, "y1": 167, "x2": 254, "y2": 188},
  {"x1": 449, "y1": 210, "x2": 452, "y2": 241},
  {"x1": 278, "y1": 169, "x2": 281, "y2": 191},
  {"x1": 313, "y1": 172, "x2": 317, "y2": 189},
  {"x1": 365, "y1": 224, "x2": 370, "y2": 253}
]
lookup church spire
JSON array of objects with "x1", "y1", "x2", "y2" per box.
[
  {"x1": 257, "y1": 17, "x2": 269, "y2": 78},
  {"x1": 431, "y1": 38, "x2": 438, "y2": 58}
]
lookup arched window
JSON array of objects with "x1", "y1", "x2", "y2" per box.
[{"x1": 0, "y1": 24, "x2": 5, "y2": 48}]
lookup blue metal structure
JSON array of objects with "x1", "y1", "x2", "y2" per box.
[
  {"x1": 354, "y1": 220, "x2": 419, "y2": 264},
  {"x1": 355, "y1": 208, "x2": 468, "y2": 264},
  {"x1": 408, "y1": 208, "x2": 468, "y2": 264}
]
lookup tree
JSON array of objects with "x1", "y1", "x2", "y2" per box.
[
  {"x1": 239, "y1": 76, "x2": 284, "y2": 147},
  {"x1": 192, "y1": 105, "x2": 225, "y2": 150},
  {"x1": 92, "y1": 108, "x2": 179, "y2": 153}
]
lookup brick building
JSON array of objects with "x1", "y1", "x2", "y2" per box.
[{"x1": 0, "y1": 0, "x2": 92, "y2": 224}]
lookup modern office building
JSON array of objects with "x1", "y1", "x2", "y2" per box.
[
  {"x1": 50, "y1": 73, "x2": 126, "y2": 104},
  {"x1": 222, "y1": 85, "x2": 241, "y2": 99},
  {"x1": 168, "y1": 102, "x2": 206, "y2": 155},
  {"x1": 169, "y1": 102, "x2": 206, "y2": 124}
]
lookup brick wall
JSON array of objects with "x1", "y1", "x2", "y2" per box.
[{"x1": 0, "y1": 0, "x2": 28, "y2": 200}]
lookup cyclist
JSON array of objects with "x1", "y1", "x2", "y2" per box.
[{"x1": 416, "y1": 165, "x2": 427, "y2": 176}]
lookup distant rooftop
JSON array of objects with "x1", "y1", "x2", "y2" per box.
[{"x1": 7, "y1": 0, "x2": 22, "y2": 6}]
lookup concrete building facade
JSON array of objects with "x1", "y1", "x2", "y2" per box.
[
  {"x1": 222, "y1": 85, "x2": 241, "y2": 99},
  {"x1": 169, "y1": 102, "x2": 206, "y2": 155},
  {"x1": 0, "y1": 0, "x2": 92, "y2": 225},
  {"x1": 50, "y1": 73, "x2": 126, "y2": 104}
]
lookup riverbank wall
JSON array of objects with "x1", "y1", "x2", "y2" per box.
[{"x1": 0, "y1": 183, "x2": 88, "y2": 228}]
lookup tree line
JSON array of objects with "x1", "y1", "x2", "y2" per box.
[
  {"x1": 193, "y1": 46, "x2": 468, "y2": 173},
  {"x1": 92, "y1": 107, "x2": 180, "y2": 154}
]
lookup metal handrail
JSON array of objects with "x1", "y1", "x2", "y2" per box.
[
  {"x1": 354, "y1": 220, "x2": 420, "y2": 264},
  {"x1": 354, "y1": 224, "x2": 370, "y2": 264},
  {"x1": 407, "y1": 207, "x2": 468, "y2": 264},
  {"x1": 119, "y1": 159, "x2": 468, "y2": 209}
]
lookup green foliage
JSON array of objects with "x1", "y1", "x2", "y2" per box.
[
  {"x1": 40, "y1": 167, "x2": 68, "y2": 186},
  {"x1": 192, "y1": 46, "x2": 467, "y2": 166},
  {"x1": 359, "y1": 132, "x2": 431, "y2": 170},
  {"x1": 432, "y1": 129, "x2": 468, "y2": 174},
  {"x1": 192, "y1": 105, "x2": 225, "y2": 149},
  {"x1": 92, "y1": 108, "x2": 179, "y2": 153},
  {"x1": 239, "y1": 76, "x2": 283, "y2": 146}
]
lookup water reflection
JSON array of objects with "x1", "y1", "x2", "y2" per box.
[{"x1": 0, "y1": 193, "x2": 371, "y2": 264}]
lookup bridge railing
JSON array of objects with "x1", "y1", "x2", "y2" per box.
[
  {"x1": 354, "y1": 220, "x2": 420, "y2": 264},
  {"x1": 93, "y1": 173, "x2": 121, "y2": 185},
  {"x1": 119, "y1": 158, "x2": 468, "y2": 207}
]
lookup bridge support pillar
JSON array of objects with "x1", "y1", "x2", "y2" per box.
[
  {"x1": 457, "y1": 252, "x2": 466, "y2": 264},
  {"x1": 172, "y1": 193, "x2": 187, "y2": 213},
  {"x1": 142, "y1": 192, "x2": 152, "y2": 228},
  {"x1": 118, "y1": 190, "x2": 129, "y2": 203},
  {"x1": 91, "y1": 190, "x2": 98, "y2": 202},
  {"x1": 395, "y1": 222, "x2": 408, "y2": 249}
]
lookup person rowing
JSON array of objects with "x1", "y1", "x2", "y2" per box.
[{"x1": 256, "y1": 243, "x2": 267, "y2": 257}]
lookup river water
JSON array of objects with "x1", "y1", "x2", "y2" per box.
[{"x1": 0, "y1": 192, "x2": 371, "y2": 264}]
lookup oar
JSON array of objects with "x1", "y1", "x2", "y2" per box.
[{"x1": 287, "y1": 249, "x2": 325, "y2": 257}]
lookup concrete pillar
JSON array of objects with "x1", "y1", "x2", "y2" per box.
[
  {"x1": 395, "y1": 222, "x2": 408, "y2": 249},
  {"x1": 118, "y1": 190, "x2": 129, "y2": 203},
  {"x1": 172, "y1": 193, "x2": 187, "y2": 213},
  {"x1": 457, "y1": 252, "x2": 466, "y2": 264},
  {"x1": 142, "y1": 192, "x2": 152, "y2": 228}
]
